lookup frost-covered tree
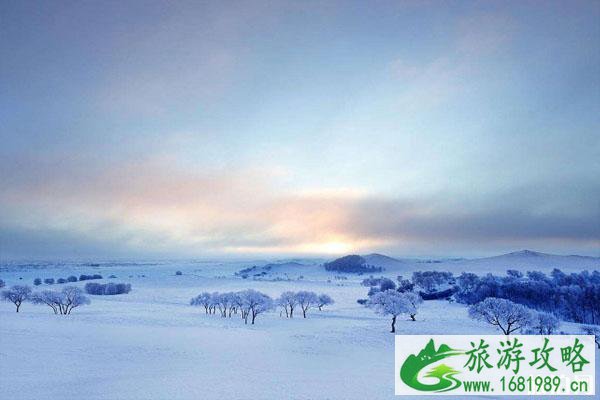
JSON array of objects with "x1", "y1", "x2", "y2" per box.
[
  {"x1": 396, "y1": 276, "x2": 414, "y2": 293},
  {"x1": 44, "y1": 278, "x2": 55, "y2": 285},
  {"x1": 295, "y1": 291, "x2": 318, "y2": 318},
  {"x1": 32, "y1": 286, "x2": 89, "y2": 314},
  {"x1": 60, "y1": 286, "x2": 90, "y2": 314},
  {"x1": 227, "y1": 292, "x2": 240, "y2": 317},
  {"x1": 530, "y1": 312, "x2": 560, "y2": 335},
  {"x1": 217, "y1": 292, "x2": 235, "y2": 317},
  {"x1": 0, "y1": 279, "x2": 5, "y2": 288},
  {"x1": 468, "y1": 297, "x2": 533, "y2": 335},
  {"x1": 412, "y1": 271, "x2": 453, "y2": 293},
  {"x1": 33, "y1": 278, "x2": 42, "y2": 286},
  {"x1": 31, "y1": 290, "x2": 64, "y2": 314},
  {"x1": 85, "y1": 282, "x2": 131, "y2": 295},
  {"x1": 209, "y1": 292, "x2": 220, "y2": 314},
  {"x1": 507, "y1": 269, "x2": 523, "y2": 279},
  {"x1": 317, "y1": 294, "x2": 334, "y2": 311},
  {"x1": 277, "y1": 291, "x2": 297, "y2": 318},
  {"x1": 581, "y1": 325, "x2": 600, "y2": 349},
  {"x1": 240, "y1": 289, "x2": 273, "y2": 324},
  {"x1": 401, "y1": 291, "x2": 423, "y2": 321},
  {"x1": 368, "y1": 289, "x2": 412, "y2": 333},
  {"x1": 67, "y1": 276, "x2": 78, "y2": 282},
  {"x1": 190, "y1": 292, "x2": 212, "y2": 314},
  {"x1": 1, "y1": 285, "x2": 32, "y2": 312},
  {"x1": 232, "y1": 292, "x2": 245, "y2": 319}
]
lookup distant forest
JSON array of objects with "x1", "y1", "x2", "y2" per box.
[{"x1": 324, "y1": 255, "x2": 382, "y2": 274}]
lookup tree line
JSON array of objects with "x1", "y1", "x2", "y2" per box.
[
  {"x1": 455, "y1": 269, "x2": 600, "y2": 324},
  {"x1": 1, "y1": 285, "x2": 90, "y2": 314},
  {"x1": 190, "y1": 290, "x2": 334, "y2": 324}
]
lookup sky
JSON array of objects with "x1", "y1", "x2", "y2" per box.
[{"x1": 1, "y1": 1, "x2": 599, "y2": 260}]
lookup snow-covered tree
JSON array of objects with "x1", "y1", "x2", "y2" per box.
[
  {"x1": 401, "y1": 291, "x2": 423, "y2": 321},
  {"x1": 190, "y1": 292, "x2": 212, "y2": 314},
  {"x1": 33, "y1": 278, "x2": 42, "y2": 286},
  {"x1": 227, "y1": 292, "x2": 240, "y2": 317},
  {"x1": 60, "y1": 286, "x2": 90, "y2": 314},
  {"x1": 31, "y1": 290, "x2": 64, "y2": 314},
  {"x1": 317, "y1": 294, "x2": 334, "y2": 311},
  {"x1": 217, "y1": 292, "x2": 235, "y2": 317},
  {"x1": 277, "y1": 291, "x2": 297, "y2": 318},
  {"x1": 295, "y1": 291, "x2": 318, "y2": 318},
  {"x1": 209, "y1": 292, "x2": 220, "y2": 314},
  {"x1": 581, "y1": 325, "x2": 600, "y2": 349},
  {"x1": 412, "y1": 271, "x2": 453, "y2": 293},
  {"x1": 529, "y1": 311, "x2": 560, "y2": 335},
  {"x1": 368, "y1": 289, "x2": 412, "y2": 333},
  {"x1": 232, "y1": 292, "x2": 245, "y2": 319},
  {"x1": 238, "y1": 289, "x2": 273, "y2": 324},
  {"x1": 0, "y1": 279, "x2": 4, "y2": 288},
  {"x1": 468, "y1": 297, "x2": 533, "y2": 335},
  {"x1": 85, "y1": 282, "x2": 131, "y2": 295},
  {"x1": 31, "y1": 286, "x2": 90, "y2": 315},
  {"x1": 1, "y1": 285, "x2": 32, "y2": 312},
  {"x1": 396, "y1": 276, "x2": 414, "y2": 293}
]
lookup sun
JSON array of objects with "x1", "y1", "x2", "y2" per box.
[{"x1": 316, "y1": 241, "x2": 353, "y2": 255}]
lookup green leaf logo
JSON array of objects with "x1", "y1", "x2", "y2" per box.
[{"x1": 400, "y1": 339, "x2": 464, "y2": 392}]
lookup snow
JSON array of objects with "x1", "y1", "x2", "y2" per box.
[
  {"x1": 362, "y1": 250, "x2": 600, "y2": 275},
  {"x1": 0, "y1": 259, "x2": 598, "y2": 399}
]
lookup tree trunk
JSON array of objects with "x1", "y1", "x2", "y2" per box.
[
  {"x1": 391, "y1": 315, "x2": 396, "y2": 333},
  {"x1": 410, "y1": 314, "x2": 416, "y2": 321},
  {"x1": 302, "y1": 307, "x2": 307, "y2": 318},
  {"x1": 15, "y1": 303, "x2": 20, "y2": 313}
]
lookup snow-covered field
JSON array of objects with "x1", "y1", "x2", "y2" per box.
[{"x1": 1, "y1": 258, "x2": 598, "y2": 400}]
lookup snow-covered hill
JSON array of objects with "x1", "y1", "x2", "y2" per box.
[
  {"x1": 329, "y1": 250, "x2": 600, "y2": 276},
  {"x1": 450, "y1": 249, "x2": 600, "y2": 273},
  {"x1": 362, "y1": 253, "x2": 407, "y2": 269}
]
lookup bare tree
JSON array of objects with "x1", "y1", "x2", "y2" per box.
[
  {"x1": 468, "y1": 297, "x2": 533, "y2": 335},
  {"x1": 295, "y1": 291, "x2": 318, "y2": 318},
  {"x1": 1, "y1": 285, "x2": 32, "y2": 312}
]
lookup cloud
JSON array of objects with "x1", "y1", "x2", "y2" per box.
[{"x1": 1, "y1": 154, "x2": 598, "y2": 259}]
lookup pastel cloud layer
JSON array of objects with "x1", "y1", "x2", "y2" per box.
[{"x1": 1, "y1": 1, "x2": 598, "y2": 259}]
